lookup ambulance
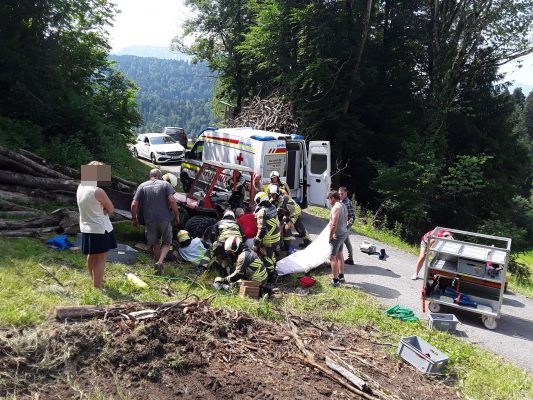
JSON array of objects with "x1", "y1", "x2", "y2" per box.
[{"x1": 180, "y1": 127, "x2": 331, "y2": 207}]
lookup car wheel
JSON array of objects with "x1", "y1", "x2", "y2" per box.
[
  {"x1": 133, "y1": 148, "x2": 139, "y2": 158},
  {"x1": 184, "y1": 216, "x2": 218, "y2": 239},
  {"x1": 150, "y1": 153, "x2": 157, "y2": 164}
]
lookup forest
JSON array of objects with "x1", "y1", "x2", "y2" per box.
[
  {"x1": 179, "y1": 0, "x2": 533, "y2": 247},
  {"x1": 110, "y1": 55, "x2": 217, "y2": 135}
]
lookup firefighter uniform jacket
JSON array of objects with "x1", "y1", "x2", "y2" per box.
[
  {"x1": 223, "y1": 248, "x2": 268, "y2": 284},
  {"x1": 212, "y1": 218, "x2": 244, "y2": 243},
  {"x1": 254, "y1": 202, "x2": 280, "y2": 246}
]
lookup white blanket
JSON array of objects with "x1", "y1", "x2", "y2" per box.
[{"x1": 276, "y1": 226, "x2": 330, "y2": 276}]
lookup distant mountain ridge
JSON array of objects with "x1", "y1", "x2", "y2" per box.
[{"x1": 112, "y1": 45, "x2": 190, "y2": 61}]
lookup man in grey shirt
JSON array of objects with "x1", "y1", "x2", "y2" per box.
[
  {"x1": 327, "y1": 190, "x2": 348, "y2": 287},
  {"x1": 131, "y1": 169, "x2": 180, "y2": 274},
  {"x1": 339, "y1": 186, "x2": 356, "y2": 265}
]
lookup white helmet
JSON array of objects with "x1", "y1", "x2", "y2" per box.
[
  {"x1": 176, "y1": 230, "x2": 190, "y2": 243},
  {"x1": 268, "y1": 185, "x2": 280, "y2": 196},
  {"x1": 223, "y1": 210, "x2": 235, "y2": 219},
  {"x1": 254, "y1": 191, "x2": 268, "y2": 204},
  {"x1": 224, "y1": 235, "x2": 242, "y2": 253},
  {"x1": 269, "y1": 171, "x2": 280, "y2": 179},
  {"x1": 162, "y1": 173, "x2": 178, "y2": 187}
]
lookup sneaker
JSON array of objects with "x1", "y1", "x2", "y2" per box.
[
  {"x1": 338, "y1": 273, "x2": 345, "y2": 283},
  {"x1": 345, "y1": 258, "x2": 354, "y2": 265},
  {"x1": 330, "y1": 279, "x2": 340, "y2": 287},
  {"x1": 411, "y1": 273, "x2": 418, "y2": 280}
]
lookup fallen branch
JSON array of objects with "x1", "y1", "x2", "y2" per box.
[
  {"x1": 325, "y1": 355, "x2": 369, "y2": 392},
  {"x1": 38, "y1": 263, "x2": 65, "y2": 287}
]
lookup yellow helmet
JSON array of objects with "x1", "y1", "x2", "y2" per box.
[
  {"x1": 176, "y1": 230, "x2": 190, "y2": 243},
  {"x1": 254, "y1": 191, "x2": 268, "y2": 204}
]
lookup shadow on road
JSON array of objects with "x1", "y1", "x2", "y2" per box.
[
  {"x1": 347, "y1": 264, "x2": 401, "y2": 279},
  {"x1": 345, "y1": 281, "x2": 402, "y2": 299}
]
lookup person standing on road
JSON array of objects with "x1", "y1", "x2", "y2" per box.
[
  {"x1": 77, "y1": 161, "x2": 117, "y2": 289},
  {"x1": 412, "y1": 228, "x2": 453, "y2": 280},
  {"x1": 327, "y1": 190, "x2": 348, "y2": 287},
  {"x1": 339, "y1": 187, "x2": 356, "y2": 265},
  {"x1": 131, "y1": 168, "x2": 180, "y2": 275}
]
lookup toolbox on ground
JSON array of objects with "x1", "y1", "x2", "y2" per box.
[
  {"x1": 108, "y1": 244, "x2": 138, "y2": 265},
  {"x1": 397, "y1": 336, "x2": 449, "y2": 374},
  {"x1": 428, "y1": 313, "x2": 459, "y2": 332}
]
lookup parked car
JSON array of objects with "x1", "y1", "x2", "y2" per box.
[
  {"x1": 163, "y1": 127, "x2": 188, "y2": 148},
  {"x1": 133, "y1": 133, "x2": 185, "y2": 164}
]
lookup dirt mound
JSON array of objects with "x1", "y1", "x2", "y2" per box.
[{"x1": 0, "y1": 300, "x2": 461, "y2": 399}]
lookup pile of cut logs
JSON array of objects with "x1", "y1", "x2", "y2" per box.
[
  {"x1": 0, "y1": 146, "x2": 137, "y2": 237},
  {"x1": 227, "y1": 92, "x2": 301, "y2": 133}
]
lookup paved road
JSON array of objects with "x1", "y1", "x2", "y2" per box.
[{"x1": 300, "y1": 211, "x2": 533, "y2": 372}]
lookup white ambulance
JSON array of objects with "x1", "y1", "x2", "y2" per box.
[{"x1": 180, "y1": 127, "x2": 331, "y2": 207}]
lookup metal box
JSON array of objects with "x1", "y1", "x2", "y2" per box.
[
  {"x1": 428, "y1": 313, "x2": 459, "y2": 332},
  {"x1": 457, "y1": 257, "x2": 486, "y2": 277},
  {"x1": 397, "y1": 336, "x2": 449, "y2": 374},
  {"x1": 108, "y1": 244, "x2": 138, "y2": 265}
]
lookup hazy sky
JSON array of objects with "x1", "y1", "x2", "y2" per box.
[{"x1": 108, "y1": 1, "x2": 533, "y2": 86}]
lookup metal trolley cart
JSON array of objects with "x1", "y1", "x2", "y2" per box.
[{"x1": 422, "y1": 227, "x2": 511, "y2": 330}]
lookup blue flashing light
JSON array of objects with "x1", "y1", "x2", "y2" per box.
[
  {"x1": 290, "y1": 134, "x2": 305, "y2": 140},
  {"x1": 250, "y1": 135, "x2": 276, "y2": 141}
]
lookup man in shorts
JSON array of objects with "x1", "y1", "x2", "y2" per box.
[
  {"x1": 131, "y1": 168, "x2": 180, "y2": 274},
  {"x1": 327, "y1": 190, "x2": 348, "y2": 287}
]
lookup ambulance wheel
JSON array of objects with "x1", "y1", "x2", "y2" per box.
[
  {"x1": 185, "y1": 216, "x2": 218, "y2": 238},
  {"x1": 482, "y1": 315, "x2": 498, "y2": 330},
  {"x1": 181, "y1": 173, "x2": 192, "y2": 192},
  {"x1": 428, "y1": 302, "x2": 441, "y2": 313}
]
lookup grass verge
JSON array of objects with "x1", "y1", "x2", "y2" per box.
[{"x1": 0, "y1": 223, "x2": 531, "y2": 399}]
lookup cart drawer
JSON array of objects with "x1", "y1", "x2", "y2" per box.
[{"x1": 457, "y1": 258, "x2": 486, "y2": 277}]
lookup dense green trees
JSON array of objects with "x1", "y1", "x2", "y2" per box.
[
  {"x1": 0, "y1": 0, "x2": 141, "y2": 167},
  {"x1": 109, "y1": 55, "x2": 217, "y2": 135},
  {"x1": 181, "y1": 0, "x2": 533, "y2": 244}
]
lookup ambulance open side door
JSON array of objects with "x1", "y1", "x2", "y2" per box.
[{"x1": 306, "y1": 141, "x2": 331, "y2": 207}]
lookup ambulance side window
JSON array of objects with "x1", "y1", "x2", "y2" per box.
[{"x1": 189, "y1": 141, "x2": 204, "y2": 160}]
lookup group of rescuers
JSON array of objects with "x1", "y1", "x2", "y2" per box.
[{"x1": 130, "y1": 168, "x2": 325, "y2": 290}]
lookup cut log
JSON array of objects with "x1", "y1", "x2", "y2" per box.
[
  {"x1": 325, "y1": 356, "x2": 369, "y2": 392},
  {"x1": 0, "y1": 214, "x2": 61, "y2": 230},
  {"x1": 0, "y1": 190, "x2": 38, "y2": 204},
  {"x1": 0, "y1": 146, "x2": 72, "y2": 180},
  {"x1": 0, "y1": 154, "x2": 48, "y2": 177},
  {"x1": 0, "y1": 170, "x2": 78, "y2": 192},
  {"x1": 0, "y1": 210, "x2": 45, "y2": 218},
  {"x1": 0, "y1": 199, "x2": 43, "y2": 212},
  {"x1": 112, "y1": 175, "x2": 137, "y2": 191},
  {"x1": 0, "y1": 226, "x2": 57, "y2": 237},
  {"x1": 19, "y1": 149, "x2": 79, "y2": 179},
  {"x1": 0, "y1": 185, "x2": 74, "y2": 204}
]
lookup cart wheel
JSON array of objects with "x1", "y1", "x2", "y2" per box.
[
  {"x1": 482, "y1": 315, "x2": 498, "y2": 330},
  {"x1": 428, "y1": 302, "x2": 441, "y2": 313}
]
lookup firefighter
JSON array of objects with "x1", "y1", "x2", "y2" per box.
[
  {"x1": 267, "y1": 171, "x2": 290, "y2": 195},
  {"x1": 209, "y1": 210, "x2": 244, "y2": 275},
  {"x1": 269, "y1": 185, "x2": 311, "y2": 249},
  {"x1": 226, "y1": 170, "x2": 246, "y2": 209},
  {"x1": 214, "y1": 235, "x2": 268, "y2": 286},
  {"x1": 253, "y1": 191, "x2": 280, "y2": 281},
  {"x1": 175, "y1": 230, "x2": 210, "y2": 272}
]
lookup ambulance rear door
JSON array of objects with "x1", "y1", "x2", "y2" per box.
[{"x1": 306, "y1": 141, "x2": 331, "y2": 207}]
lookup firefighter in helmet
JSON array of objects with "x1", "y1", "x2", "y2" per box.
[
  {"x1": 253, "y1": 191, "x2": 280, "y2": 281},
  {"x1": 267, "y1": 171, "x2": 289, "y2": 196},
  {"x1": 208, "y1": 210, "x2": 244, "y2": 276}
]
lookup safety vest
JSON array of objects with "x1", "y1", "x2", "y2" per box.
[
  {"x1": 236, "y1": 249, "x2": 268, "y2": 283},
  {"x1": 255, "y1": 203, "x2": 280, "y2": 246},
  {"x1": 214, "y1": 219, "x2": 243, "y2": 242}
]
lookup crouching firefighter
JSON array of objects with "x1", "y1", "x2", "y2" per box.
[
  {"x1": 208, "y1": 210, "x2": 244, "y2": 276},
  {"x1": 253, "y1": 191, "x2": 280, "y2": 281},
  {"x1": 214, "y1": 235, "x2": 268, "y2": 288},
  {"x1": 269, "y1": 185, "x2": 311, "y2": 249},
  {"x1": 176, "y1": 230, "x2": 210, "y2": 272}
]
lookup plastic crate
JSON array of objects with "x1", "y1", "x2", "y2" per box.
[
  {"x1": 108, "y1": 244, "x2": 138, "y2": 265},
  {"x1": 397, "y1": 336, "x2": 449, "y2": 374},
  {"x1": 428, "y1": 313, "x2": 459, "y2": 332},
  {"x1": 457, "y1": 257, "x2": 486, "y2": 277}
]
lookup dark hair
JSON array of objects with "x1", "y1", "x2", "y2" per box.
[
  {"x1": 339, "y1": 186, "x2": 347, "y2": 193},
  {"x1": 327, "y1": 190, "x2": 340, "y2": 200}
]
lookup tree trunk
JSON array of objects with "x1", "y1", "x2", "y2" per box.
[
  {"x1": 0, "y1": 210, "x2": 44, "y2": 218},
  {"x1": 19, "y1": 149, "x2": 79, "y2": 179},
  {"x1": 0, "y1": 185, "x2": 74, "y2": 204},
  {"x1": 0, "y1": 146, "x2": 72, "y2": 180},
  {"x1": 0, "y1": 226, "x2": 58, "y2": 237},
  {"x1": 0, "y1": 170, "x2": 78, "y2": 191},
  {"x1": 0, "y1": 214, "x2": 61, "y2": 230},
  {"x1": 0, "y1": 154, "x2": 48, "y2": 177}
]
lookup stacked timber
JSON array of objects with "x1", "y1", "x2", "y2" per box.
[{"x1": 0, "y1": 146, "x2": 137, "y2": 237}]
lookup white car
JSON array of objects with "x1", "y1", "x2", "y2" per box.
[{"x1": 133, "y1": 133, "x2": 185, "y2": 164}]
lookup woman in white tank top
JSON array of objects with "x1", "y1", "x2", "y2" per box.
[{"x1": 76, "y1": 161, "x2": 117, "y2": 289}]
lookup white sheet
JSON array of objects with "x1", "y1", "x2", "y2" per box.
[{"x1": 276, "y1": 226, "x2": 331, "y2": 276}]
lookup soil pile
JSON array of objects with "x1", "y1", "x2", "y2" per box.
[{"x1": 0, "y1": 299, "x2": 461, "y2": 399}]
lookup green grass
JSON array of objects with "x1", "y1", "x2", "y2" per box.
[
  {"x1": 0, "y1": 224, "x2": 531, "y2": 399},
  {"x1": 511, "y1": 251, "x2": 533, "y2": 298},
  {"x1": 111, "y1": 147, "x2": 153, "y2": 184}
]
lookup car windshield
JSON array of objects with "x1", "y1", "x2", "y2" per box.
[{"x1": 151, "y1": 136, "x2": 175, "y2": 145}]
